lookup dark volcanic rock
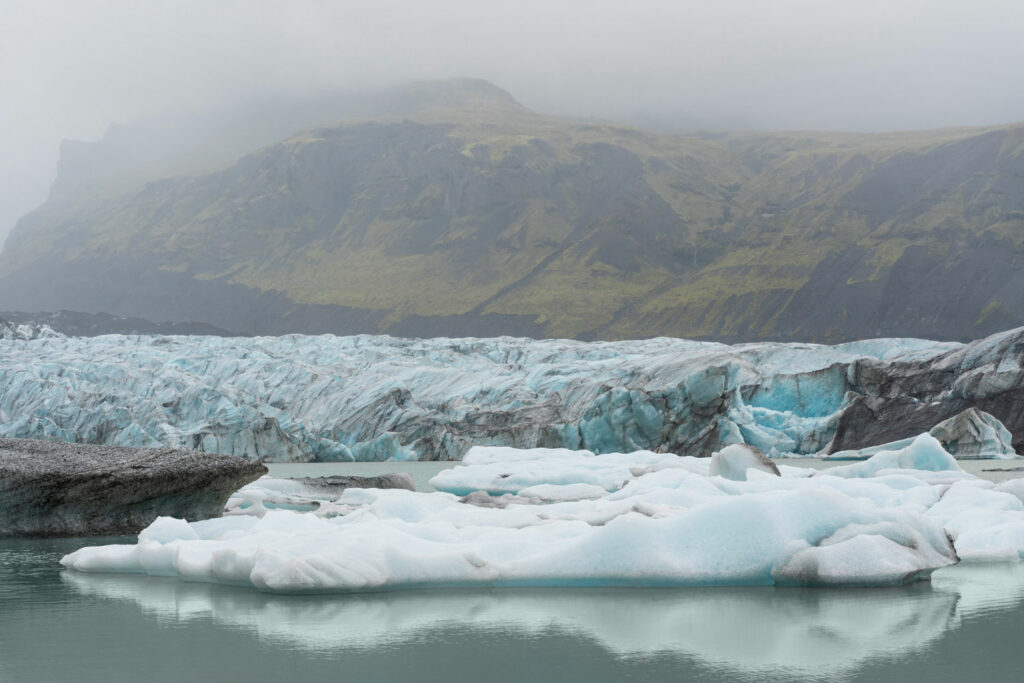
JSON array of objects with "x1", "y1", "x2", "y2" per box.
[{"x1": 0, "y1": 438, "x2": 267, "y2": 537}]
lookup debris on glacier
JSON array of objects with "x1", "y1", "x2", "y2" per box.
[
  {"x1": 0, "y1": 437, "x2": 266, "y2": 537},
  {"x1": 3, "y1": 327, "x2": 1023, "y2": 461},
  {"x1": 67, "y1": 440, "x2": 1024, "y2": 591}
]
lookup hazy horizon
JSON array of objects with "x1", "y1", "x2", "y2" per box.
[{"x1": 3, "y1": 0, "x2": 1024, "y2": 246}]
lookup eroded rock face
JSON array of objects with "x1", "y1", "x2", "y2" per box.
[{"x1": 0, "y1": 438, "x2": 266, "y2": 537}]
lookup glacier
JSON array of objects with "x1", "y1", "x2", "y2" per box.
[
  {"x1": 63, "y1": 436, "x2": 1024, "y2": 592},
  {"x1": 2, "y1": 327, "x2": 1023, "y2": 462}
]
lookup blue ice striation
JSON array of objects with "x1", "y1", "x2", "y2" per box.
[{"x1": 0, "y1": 330, "x2": 1014, "y2": 461}]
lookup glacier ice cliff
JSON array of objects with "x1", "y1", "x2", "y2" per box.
[{"x1": 2, "y1": 328, "x2": 1024, "y2": 461}]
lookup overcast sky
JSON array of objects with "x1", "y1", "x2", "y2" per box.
[{"x1": 3, "y1": 0, "x2": 1024, "y2": 246}]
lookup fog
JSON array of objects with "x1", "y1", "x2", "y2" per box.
[{"x1": 2, "y1": 0, "x2": 1023, "y2": 246}]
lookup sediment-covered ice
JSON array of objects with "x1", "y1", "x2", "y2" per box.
[
  {"x1": 65, "y1": 439, "x2": 1024, "y2": 591},
  {"x1": 828, "y1": 408, "x2": 1017, "y2": 461},
  {"x1": 6, "y1": 328, "x2": 1022, "y2": 462}
]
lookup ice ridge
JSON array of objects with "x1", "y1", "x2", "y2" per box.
[{"x1": 2, "y1": 328, "x2": 1022, "y2": 461}]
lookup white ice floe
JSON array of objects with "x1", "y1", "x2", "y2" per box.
[{"x1": 63, "y1": 436, "x2": 1024, "y2": 592}]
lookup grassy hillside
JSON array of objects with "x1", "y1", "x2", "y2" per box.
[{"x1": 2, "y1": 79, "x2": 1023, "y2": 341}]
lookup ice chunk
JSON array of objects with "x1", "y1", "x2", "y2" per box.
[
  {"x1": 138, "y1": 517, "x2": 200, "y2": 544},
  {"x1": 928, "y1": 408, "x2": 1017, "y2": 459},
  {"x1": 773, "y1": 520, "x2": 956, "y2": 585},
  {"x1": 709, "y1": 444, "x2": 780, "y2": 481},
  {"x1": 62, "y1": 446, "x2": 975, "y2": 592},
  {"x1": 823, "y1": 434, "x2": 961, "y2": 479},
  {"x1": 429, "y1": 446, "x2": 704, "y2": 497}
]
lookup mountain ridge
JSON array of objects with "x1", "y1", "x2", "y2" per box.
[{"x1": 2, "y1": 79, "x2": 1023, "y2": 342}]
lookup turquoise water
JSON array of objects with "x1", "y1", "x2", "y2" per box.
[{"x1": 3, "y1": 535, "x2": 1024, "y2": 682}]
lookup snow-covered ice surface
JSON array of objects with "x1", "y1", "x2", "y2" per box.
[
  {"x1": 1, "y1": 330, "x2": 997, "y2": 462},
  {"x1": 63, "y1": 434, "x2": 1024, "y2": 592}
]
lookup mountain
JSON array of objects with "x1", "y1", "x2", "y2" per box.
[{"x1": 2, "y1": 79, "x2": 1023, "y2": 342}]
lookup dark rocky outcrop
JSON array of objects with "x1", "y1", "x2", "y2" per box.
[{"x1": 0, "y1": 438, "x2": 266, "y2": 537}]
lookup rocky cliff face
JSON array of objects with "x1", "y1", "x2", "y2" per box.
[{"x1": 1, "y1": 79, "x2": 1023, "y2": 342}]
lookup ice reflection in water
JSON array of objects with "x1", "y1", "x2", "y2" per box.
[{"x1": 61, "y1": 563, "x2": 1024, "y2": 680}]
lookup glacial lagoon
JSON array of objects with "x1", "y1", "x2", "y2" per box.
[{"x1": 6, "y1": 459, "x2": 1024, "y2": 681}]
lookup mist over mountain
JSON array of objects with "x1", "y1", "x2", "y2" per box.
[{"x1": 1, "y1": 78, "x2": 1022, "y2": 342}]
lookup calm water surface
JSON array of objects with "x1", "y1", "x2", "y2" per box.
[
  {"x1": 4, "y1": 538, "x2": 1024, "y2": 682},
  {"x1": 4, "y1": 461, "x2": 1024, "y2": 682}
]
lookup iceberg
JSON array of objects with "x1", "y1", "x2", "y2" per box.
[
  {"x1": 0, "y1": 437, "x2": 266, "y2": 537},
  {"x1": 3, "y1": 327, "x2": 1022, "y2": 462},
  {"x1": 67, "y1": 442, "x2": 1024, "y2": 591}
]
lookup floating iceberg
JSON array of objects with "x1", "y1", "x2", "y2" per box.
[
  {"x1": 3, "y1": 328, "x2": 1022, "y2": 461},
  {"x1": 0, "y1": 437, "x2": 265, "y2": 537},
  {"x1": 66, "y1": 440, "x2": 1024, "y2": 591}
]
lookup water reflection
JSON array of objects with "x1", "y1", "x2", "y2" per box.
[{"x1": 61, "y1": 563, "x2": 1024, "y2": 680}]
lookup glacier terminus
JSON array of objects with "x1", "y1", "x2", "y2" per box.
[{"x1": 2, "y1": 328, "x2": 1023, "y2": 463}]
